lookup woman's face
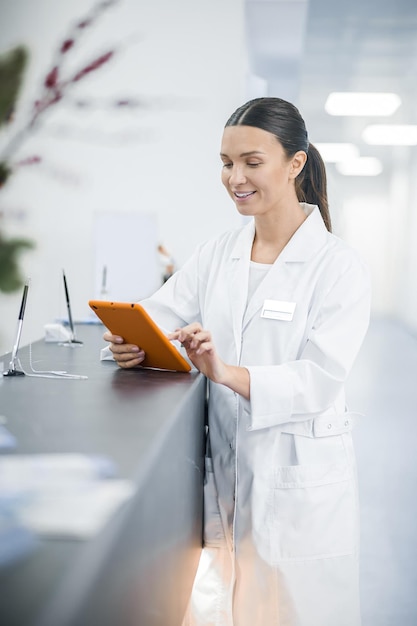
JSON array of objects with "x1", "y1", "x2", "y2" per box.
[{"x1": 220, "y1": 125, "x2": 306, "y2": 218}]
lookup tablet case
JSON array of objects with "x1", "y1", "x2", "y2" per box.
[{"x1": 88, "y1": 300, "x2": 191, "y2": 373}]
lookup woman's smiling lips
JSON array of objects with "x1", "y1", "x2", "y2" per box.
[{"x1": 233, "y1": 191, "x2": 256, "y2": 201}]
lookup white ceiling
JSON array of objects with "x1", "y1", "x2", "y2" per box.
[{"x1": 245, "y1": 0, "x2": 417, "y2": 176}]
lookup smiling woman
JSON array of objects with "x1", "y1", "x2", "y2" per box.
[
  {"x1": 223, "y1": 97, "x2": 331, "y2": 231},
  {"x1": 104, "y1": 96, "x2": 371, "y2": 626},
  {"x1": 220, "y1": 125, "x2": 307, "y2": 258}
]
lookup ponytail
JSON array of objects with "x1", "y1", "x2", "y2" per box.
[{"x1": 296, "y1": 143, "x2": 332, "y2": 232}]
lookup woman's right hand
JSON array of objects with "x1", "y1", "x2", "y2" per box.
[{"x1": 103, "y1": 331, "x2": 146, "y2": 369}]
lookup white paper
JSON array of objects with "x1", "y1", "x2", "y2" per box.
[
  {"x1": 0, "y1": 454, "x2": 135, "y2": 539},
  {"x1": 20, "y1": 480, "x2": 135, "y2": 539},
  {"x1": 0, "y1": 454, "x2": 116, "y2": 491}
]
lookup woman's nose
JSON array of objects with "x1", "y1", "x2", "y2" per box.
[{"x1": 229, "y1": 165, "x2": 247, "y2": 185}]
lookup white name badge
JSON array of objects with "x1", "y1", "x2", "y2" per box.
[{"x1": 261, "y1": 299, "x2": 296, "y2": 321}]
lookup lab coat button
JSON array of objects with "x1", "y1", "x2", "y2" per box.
[
  {"x1": 327, "y1": 423, "x2": 332, "y2": 429},
  {"x1": 345, "y1": 420, "x2": 349, "y2": 426},
  {"x1": 229, "y1": 442, "x2": 233, "y2": 450}
]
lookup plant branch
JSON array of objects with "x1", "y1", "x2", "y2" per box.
[{"x1": 0, "y1": 0, "x2": 120, "y2": 162}]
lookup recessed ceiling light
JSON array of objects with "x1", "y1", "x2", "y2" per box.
[
  {"x1": 336, "y1": 157, "x2": 383, "y2": 176},
  {"x1": 362, "y1": 124, "x2": 417, "y2": 145},
  {"x1": 314, "y1": 142, "x2": 359, "y2": 162},
  {"x1": 325, "y1": 92, "x2": 401, "y2": 116}
]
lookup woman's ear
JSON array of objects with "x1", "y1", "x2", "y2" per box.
[{"x1": 289, "y1": 151, "x2": 307, "y2": 179}]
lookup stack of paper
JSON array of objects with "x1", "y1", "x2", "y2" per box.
[{"x1": 0, "y1": 454, "x2": 135, "y2": 541}]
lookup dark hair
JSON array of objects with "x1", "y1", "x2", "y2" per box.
[{"x1": 225, "y1": 97, "x2": 331, "y2": 232}]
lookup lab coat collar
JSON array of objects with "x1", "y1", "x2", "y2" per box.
[
  {"x1": 227, "y1": 205, "x2": 330, "y2": 353},
  {"x1": 230, "y1": 204, "x2": 329, "y2": 263}
]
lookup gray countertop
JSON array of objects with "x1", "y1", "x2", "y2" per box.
[{"x1": 0, "y1": 324, "x2": 206, "y2": 626}]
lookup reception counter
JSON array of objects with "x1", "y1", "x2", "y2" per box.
[{"x1": 0, "y1": 324, "x2": 206, "y2": 626}]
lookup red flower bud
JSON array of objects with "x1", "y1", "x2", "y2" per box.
[
  {"x1": 72, "y1": 51, "x2": 114, "y2": 82},
  {"x1": 45, "y1": 66, "x2": 59, "y2": 89},
  {"x1": 60, "y1": 39, "x2": 74, "y2": 53},
  {"x1": 77, "y1": 19, "x2": 92, "y2": 29},
  {"x1": 17, "y1": 156, "x2": 42, "y2": 166}
]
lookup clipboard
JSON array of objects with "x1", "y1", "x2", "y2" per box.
[{"x1": 88, "y1": 300, "x2": 191, "y2": 373}]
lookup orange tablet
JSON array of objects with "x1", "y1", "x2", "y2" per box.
[{"x1": 89, "y1": 300, "x2": 191, "y2": 373}]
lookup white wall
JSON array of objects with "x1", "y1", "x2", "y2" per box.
[
  {"x1": 324, "y1": 151, "x2": 417, "y2": 337},
  {"x1": 394, "y1": 149, "x2": 417, "y2": 333},
  {"x1": 0, "y1": 0, "x2": 246, "y2": 355}
]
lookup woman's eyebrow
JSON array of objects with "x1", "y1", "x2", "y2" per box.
[{"x1": 220, "y1": 150, "x2": 265, "y2": 158}]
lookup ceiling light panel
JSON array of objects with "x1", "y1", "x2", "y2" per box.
[
  {"x1": 363, "y1": 124, "x2": 417, "y2": 145},
  {"x1": 325, "y1": 92, "x2": 401, "y2": 116},
  {"x1": 336, "y1": 157, "x2": 383, "y2": 176},
  {"x1": 315, "y1": 143, "x2": 359, "y2": 162}
]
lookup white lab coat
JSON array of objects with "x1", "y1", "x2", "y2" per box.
[{"x1": 140, "y1": 204, "x2": 371, "y2": 626}]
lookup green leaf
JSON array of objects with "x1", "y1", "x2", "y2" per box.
[
  {"x1": 0, "y1": 232, "x2": 34, "y2": 293},
  {"x1": 0, "y1": 161, "x2": 12, "y2": 185},
  {"x1": 0, "y1": 45, "x2": 29, "y2": 128}
]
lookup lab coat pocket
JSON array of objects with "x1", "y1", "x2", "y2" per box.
[
  {"x1": 267, "y1": 462, "x2": 356, "y2": 563},
  {"x1": 203, "y1": 457, "x2": 225, "y2": 548}
]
